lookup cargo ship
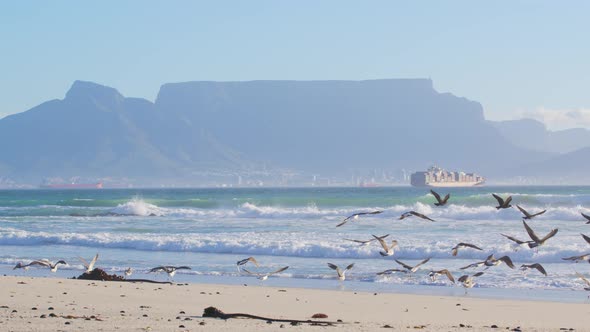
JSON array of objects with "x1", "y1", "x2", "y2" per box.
[
  {"x1": 40, "y1": 182, "x2": 103, "y2": 189},
  {"x1": 410, "y1": 166, "x2": 484, "y2": 187}
]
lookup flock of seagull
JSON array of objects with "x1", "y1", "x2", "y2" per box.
[{"x1": 9, "y1": 190, "x2": 590, "y2": 294}]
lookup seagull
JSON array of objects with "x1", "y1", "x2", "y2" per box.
[
  {"x1": 78, "y1": 253, "x2": 99, "y2": 273},
  {"x1": 148, "y1": 266, "x2": 191, "y2": 279},
  {"x1": 428, "y1": 269, "x2": 455, "y2": 283},
  {"x1": 30, "y1": 259, "x2": 68, "y2": 273},
  {"x1": 520, "y1": 263, "x2": 547, "y2": 276},
  {"x1": 582, "y1": 233, "x2": 590, "y2": 245},
  {"x1": 125, "y1": 267, "x2": 133, "y2": 277},
  {"x1": 492, "y1": 194, "x2": 512, "y2": 210},
  {"x1": 430, "y1": 190, "x2": 450, "y2": 206},
  {"x1": 517, "y1": 205, "x2": 546, "y2": 220},
  {"x1": 458, "y1": 272, "x2": 484, "y2": 291},
  {"x1": 562, "y1": 254, "x2": 590, "y2": 263},
  {"x1": 575, "y1": 272, "x2": 590, "y2": 291},
  {"x1": 581, "y1": 212, "x2": 590, "y2": 224},
  {"x1": 523, "y1": 220, "x2": 558, "y2": 248},
  {"x1": 501, "y1": 233, "x2": 535, "y2": 250},
  {"x1": 460, "y1": 254, "x2": 515, "y2": 270},
  {"x1": 399, "y1": 211, "x2": 435, "y2": 222},
  {"x1": 394, "y1": 258, "x2": 431, "y2": 273},
  {"x1": 327, "y1": 263, "x2": 354, "y2": 281},
  {"x1": 336, "y1": 210, "x2": 383, "y2": 227},
  {"x1": 344, "y1": 234, "x2": 389, "y2": 246},
  {"x1": 452, "y1": 243, "x2": 483, "y2": 256},
  {"x1": 376, "y1": 268, "x2": 408, "y2": 276},
  {"x1": 13, "y1": 262, "x2": 33, "y2": 271},
  {"x1": 237, "y1": 257, "x2": 259, "y2": 272},
  {"x1": 242, "y1": 266, "x2": 289, "y2": 281},
  {"x1": 372, "y1": 234, "x2": 398, "y2": 256}
]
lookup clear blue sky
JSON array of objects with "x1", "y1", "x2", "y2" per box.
[{"x1": 1, "y1": 1, "x2": 589, "y2": 129}]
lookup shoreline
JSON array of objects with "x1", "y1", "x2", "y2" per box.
[{"x1": 1, "y1": 275, "x2": 588, "y2": 331}]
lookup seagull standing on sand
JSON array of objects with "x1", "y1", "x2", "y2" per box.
[
  {"x1": 517, "y1": 205, "x2": 546, "y2": 220},
  {"x1": 372, "y1": 234, "x2": 398, "y2": 257},
  {"x1": 336, "y1": 210, "x2": 383, "y2": 227},
  {"x1": 343, "y1": 234, "x2": 389, "y2": 246},
  {"x1": 394, "y1": 258, "x2": 431, "y2": 273},
  {"x1": 78, "y1": 253, "x2": 99, "y2": 273},
  {"x1": 430, "y1": 190, "x2": 450, "y2": 206},
  {"x1": 451, "y1": 243, "x2": 483, "y2": 256},
  {"x1": 492, "y1": 194, "x2": 512, "y2": 210},
  {"x1": 398, "y1": 211, "x2": 435, "y2": 222},
  {"x1": 327, "y1": 263, "x2": 354, "y2": 281},
  {"x1": 520, "y1": 263, "x2": 547, "y2": 276},
  {"x1": 149, "y1": 266, "x2": 191, "y2": 279},
  {"x1": 242, "y1": 266, "x2": 289, "y2": 281},
  {"x1": 428, "y1": 269, "x2": 455, "y2": 283}
]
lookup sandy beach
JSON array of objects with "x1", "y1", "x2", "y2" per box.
[{"x1": 0, "y1": 276, "x2": 588, "y2": 331}]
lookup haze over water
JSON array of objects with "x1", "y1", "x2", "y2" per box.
[{"x1": 1, "y1": 186, "x2": 589, "y2": 302}]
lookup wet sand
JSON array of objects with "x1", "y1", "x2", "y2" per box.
[{"x1": 0, "y1": 275, "x2": 588, "y2": 331}]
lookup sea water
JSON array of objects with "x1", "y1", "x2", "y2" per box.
[{"x1": 1, "y1": 186, "x2": 589, "y2": 303}]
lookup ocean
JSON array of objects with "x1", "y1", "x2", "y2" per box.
[{"x1": 1, "y1": 186, "x2": 589, "y2": 302}]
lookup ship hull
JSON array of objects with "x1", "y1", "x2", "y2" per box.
[{"x1": 413, "y1": 181, "x2": 485, "y2": 188}]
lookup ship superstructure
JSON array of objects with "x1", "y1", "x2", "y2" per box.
[{"x1": 410, "y1": 166, "x2": 484, "y2": 187}]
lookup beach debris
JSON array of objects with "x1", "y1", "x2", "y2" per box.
[
  {"x1": 382, "y1": 324, "x2": 394, "y2": 328},
  {"x1": 74, "y1": 268, "x2": 171, "y2": 284},
  {"x1": 311, "y1": 313, "x2": 328, "y2": 319},
  {"x1": 202, "y1": 306, "x2": 340, "y2": 325}
]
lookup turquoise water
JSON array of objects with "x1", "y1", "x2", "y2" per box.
[{"x1": 1, "y1": 186, "x2": 589, "y2": 302}]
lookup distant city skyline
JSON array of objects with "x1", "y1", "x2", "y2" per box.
[{"x1": 1, "y1": 1, "x2": 589, "y2": 130}]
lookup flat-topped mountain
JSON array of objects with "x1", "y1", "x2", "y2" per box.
[{"x1": 1, "y1": 79, "x2": 581, "y2": 185}]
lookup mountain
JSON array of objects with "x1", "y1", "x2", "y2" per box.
[
  {"x1": 491, "y1": 119, "x2": 590, "y2": 154},
  {"x1": 0, "y1": 79, "x2": 558, "y2": 185}
]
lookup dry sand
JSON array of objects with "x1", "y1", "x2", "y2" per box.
[{"x1": 0, "y1": 275, "x2": 588, "y2": 331}]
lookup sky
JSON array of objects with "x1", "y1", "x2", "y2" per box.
[{"x1": 1, "y1": 1, "x2": 589, "y2": 130}]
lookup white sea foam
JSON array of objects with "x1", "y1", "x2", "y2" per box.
[{"x1": 110, "y1": 198, "x2": 163, "y2": 216}]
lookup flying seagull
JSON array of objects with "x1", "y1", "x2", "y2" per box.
[
  {"x1": 394, "y1": 258, "x2": 431, "y2": 273},
  {"x1": 125, "y1": 267, "x2": 133, "y2": 277},
  {"x1": 452, "y1": 243, "x2": 483, "y2": 256},
  {"x1": 376, "y1": 268, "x2": 408, "y2": 276},
  {"x1": 372, "y1": 234, "x2": 398, "y2": 256},
  {"x1": 343, "y1": 234, "x2": 389, "y2": 246},
  {"x1": 517, "y1": 205, "x2": 546, "y2": 220},
  {"x1": 460, "y1": 254, "x2": 515, "y2": 270},
  {"x1": 520, "y1": 263, "x2": 547, "y2": 276},
  {"x1": 29, "y1": 259, "x2": 68, "y2": 273},
  {"x1": 428, "y1": 269, "x2": 455, "y2": 283},
  {"x1": 327, "y1": 263, "x2": 354, "y2": 281},
  {"x1": 562, "y1": 254, "x2": 590, "y2": 263},
  {"x1": 458, "y1": 272, "x2": 484, "y2": 291},
  {"x1": 492, "y1": 194, "x2": 512, "y2": 210},
  {"x1": 78, "y1": 253, "x2": 99, "y2": 273},
  {"x1": 336, "y1": 210, "x2": 383, "y2": 227},
  {"x1": 501, "y1": 233, "x2": 536, "y2": 250},
  {"x1": 237, "y1": 257, "x2": 259, "y2": 272},
  {"x1": 399, "y1": 211, "x2": 435, "y2": 222},
  {"x1": 430, "y1": 190, "x2": 450, "y2": 206},
  {"x1": 581, "y1": 212, "x2": 590, "y2": 224},
  {"x1": 523, "y1": 220, "x2": 558, "y2": 248},
  {"x1": 242, "y1": 266, "x2": 289, "y2": 281},
  {"x1": 148, "y1": 266, "x2": 191, "y2": 279},
  {"x1": 575, "y1": 272, "x2": 590, "y2": 291}
]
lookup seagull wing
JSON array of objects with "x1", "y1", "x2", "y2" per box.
[
  {"x1": 523, "y1": 220, "x2": 541, "y2": 243},
  {"x1": 530, "y1": 210, "x2": 547, "y2": 218},
  {"x1": 336, "y1": 219, "x2": 349, "y2": 227},
  {"x1": 504, "y1": 196, "x2": 513, "y2": 206},
  {"x1": 539, "y1": 228, "x2": 558, "y2": 243},
  {"x1": 442, "y1": 194, "x2": 451, "y2": 204},
  {"x1": 269, "y1": 266, "x2": 289, "y2": 275},
  {"x1": 457, "y1": 275, "x2": 469, "y2": 283},
  {"x1": 501, "y1": 233, "x2": 527, "y2": 245},
  {"x1": 492, "y1": 194, "x2": 505, "y2": 206},
  {"x1": 372, "y1": 234, "x2": 390, "y2": 251},
  {"x1": 327, "y1": 263, "x2": 339, "y2": 271},
  {"x1": 29, "y1": 260, "x2": 51, "y2": 267},
  {"x1": 473, "y1": 272, "x2": 485, "y2": 277},
  {"x1": 376, "y1": 269, "x2": 407, "y2": 275},
  {"x1": 343, "y1": 238, "x2": 370, "y2": 244},
  {"x1": 149, "y1": 266, "x2": 166, "y2": 273},
  {"x1": 77, "y1": 256, "x2": 90, "y2": 269},
  {"x1": 88, "y1": 253, "x2": 99, "y2": 271},
  {"x1": 415, "y1": 258, "x2": 431, "y2": 269},
  {"x1": 345, "y1": 263, "x2": 355, "y2": 271},
  {"x1": 430, "y1": 190, "x2": 442, "y2": 204},
  {"x1": 517, "y1": 205, "x2": 532, "y2": 218},
  {"x1": 366, "y1": 210, "x2": 383, "y2": 215},
  {"x1": 582, "y1": 233, "x2": 590, "y2": 245},
  {"x1": 441, "y1": 269, "x2": 455, "y2": 283},
  {"x1": 176, "y1": 266, "x2": 191, "y2": 270},
  {"x1": 581, "y1": 212, "x2": 590, "y2": 222},
  {"x1": 394, "y1": 259, "x2": 413, "y2": 270},
  {"x1": 460, "y1": 261, "x2": 482, "y2": 270},
  {"x1": 530, "y1": 263, "x2": 547, "y2": 276},
  {"x1": 459, "y1": 242, "x2": 483, "y2": 251},
  {"x1": 498, "y1": 256, "x2": 515, "y2": 269},
  {"x1": 410, "y1": 211, "x2": 435, "y2": 221},
  {"x1": 241, "y1": 268, "x2": 261, "y2": 277}
]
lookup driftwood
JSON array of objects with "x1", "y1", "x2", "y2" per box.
[
  {"x1": 74, "y1": 268, "x2": 171, "y2": 284},
  {"x1": 202, "y1": 306, "x2": 341, "y2": 326}
]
